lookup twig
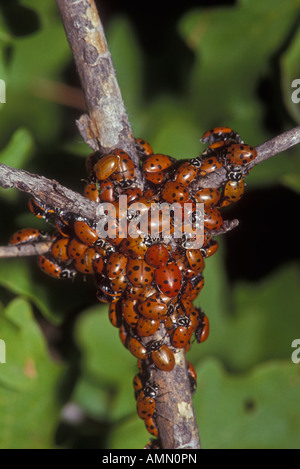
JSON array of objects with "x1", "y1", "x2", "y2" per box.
[
  {"x1": 55, "y1": 0, "x2": 143, "y2": 190},
  {"x1": 0, "y1": 241, "x2": 53, "y2": 259},
  {"x1": 196, "y1": 126, "x2": 300, "y2": 189}
]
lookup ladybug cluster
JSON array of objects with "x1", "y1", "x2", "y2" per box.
[{"x1": 8, "y1": 127, "x2": 257, "y2": 443}]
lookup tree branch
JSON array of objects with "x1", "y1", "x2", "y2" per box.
[
  {"x1": 196, "y1": 126, "x2": 300, "y2": 189},
  {"x1": 1, "y1": 0, "x2": 300, "y2": 450},
  {"x1": 55, "y1": 0, "x2": 143, "y2": 189},
  {"x1": 0, "y1": 241, "x2": 53, "y2": 259}
]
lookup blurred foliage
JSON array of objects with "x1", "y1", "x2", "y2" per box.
[{"x1": 0, "y1": 0, "x2": 300, "y2": 449}]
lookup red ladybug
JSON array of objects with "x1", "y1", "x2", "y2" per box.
[
  {"x1": 93, "y1": 153, "x2": 119, "y2": 180},
  {"x1": 148, "y1": 341, "x2": 175, "y2": 372},
  {"x1": 50, "y1": 237, "x2": 70, "y2": 263},
  {"x1": 108, "y1": 300, "x2": 122, "y2": 328},
  {"x1": 110, "y1": 149, "x2": 135, "y2": 184},
  {"x1": 204, "y1": 207, "x2": 223, "y2": 231},
  {"x1": 185, "y1": 249, "x2": 205, "y2": 274},
  {"x1": 194, "y1": 309, "x2": 210, "y2": 343},
  {"x1": 161, "y1": 181, "x2": 190, "y2": 204},
  {"x1": 9, "y1": 228, "x2": 47, "y2": 245},
  {"x1": 143, "y1": 153, "x2": 174, "y2": 173},
  {"x1": 135, "y1": 138, "x2": 153, "y2": 156},
  {"x1": 38, "y1": 255, "x2": 76, "y2": 280},
  {"x1": 165, "y1": 315, "x2": 193, "y2": 349},
  {"x1": 84, "y1": 182, "x2": 100, "y2": 203},
  {"x1": 201, "y1": 126, "x2": 242, "y2": 144},
  {"x1": 137, "y1": 385, "x2": 158, "y2": 420},
  {"x1": 144, "y1": 416, "x2": 158, "y2": 437},
  {"x1": 67, "y1": 237, "x2": 88, "y2": 259},
  {"x1": 174, "y1": 161, "x2": 199, "y2": 186},
  {"x1": 221, "y1": 178, "x2": 245, "y2": 207},
  {"x1": 194, "y1": 188, "x2": 221, "y2": 208},
  {"x1": 155, "y1": 262, "x2": 182, "y2": 298},
  {"x1": 74, "y1": 220, "x2": 98, "y2": 246},
  {"x1": 144, "y1": 170, "x2": 166, "y2": 185},
  {"x1": 126, "y1": 258, "x2": 154, "y2": 288},
  {"x1": 73, "y1": 247, "x2": 99, "y2": 275},
  {"x1": 122, "y1": 299, "x2": 139, "y2": 327},
  {"x1": 199, "y1": 156, "x2": 222, "y2": 176},
  {"x1": 225, "y1": 143, "x2": 257, "y2": 166},
  {"x1": 138, "y1": 296, "x2": 168, "y2": 320},
  {"x1": 128, "y1": 336, "x2": 148, "y2": 360},
  {"x1": 28, "y1": 198, "x2": 55, "y2": 219},
  {"x1": 145, "y1": 243, "x2": 169, "y2": 268},
  {"x1": 106, "y1": 251, "x2": 128, "y2": 279},
  {"x1": 136, "y1": 316, "x2": 160, "y2": 338}
]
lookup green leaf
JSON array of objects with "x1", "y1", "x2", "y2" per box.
[
  {"x1": 281, "y1": 24, "x2": 300, "y2": 124},
  {"x1": 179, "y1": 0, "x2": 300, "y2": 144},
  {"x1": 0, "y1": 297, "x2": 63, "y2": 448},
  {"x1": 0, "y1": 128, "x2": 35, "y2": 201},
  {"x1": 194, "y1": 358, "x2": 300, "y2": 449},
  {"x1": 74, "y1": 304, "x2": 137, "y2": 421}
]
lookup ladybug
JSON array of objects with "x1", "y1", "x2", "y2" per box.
[
  {"x1": 67, "y1": 237, "x2": 88, "y2": 259},
  {"x1": 138, "y1": 296, "x2": 168, "y2": 320},
  {"x1": 199, "y1": 156, "x2": 222, "y2": 176},
  {"x1": 108, "y1": 300, "x2": 122, "y2": 328},
  {"x1": 135, "y1": 138, "x2": 154, "y2": 157},
  {"x1": 204, "y1": 207, "x2": 223, "y2": 231},
  {"x1": 185, "y1": 249, "x2": 205, "y2": 274},
  {"x1": 106, "y1": 251, "x2": 128, "y2": 279},
  {"x1": 122, "y1": 187, "x2": 142, "y2": 204},
  {"x1": 9, "y1": 228, "x2": 48, "y2": 245},
  {"x1": 126, "y1": 258, "x2": 154, "y2": 288},
  {"x1": 174, "y1": 161, "x2": 199, "y2": 186},
  {"x1": 194, "y1": 188, "x2": 221, "y2": 208},
  {"x1": 93, "y1": 153, "x2": 119, "y2": 180},
  {"x1": 119, "y1": 322, "x2": 130, "y2": 348},
  {"x1": 200, "y1": 126, "x2": 242, "y2": 145},
  {"x1": 225, "y1": 143, "x2": 257, "y2": 166},
  {"x1": 161, "y1": 181, "x2": 190, "y2": 204},
  {"x1": 201, "y1": 141, "x2": 230, "y2": 160},
  {"x1": 83, "y1": 182, "x2": 100, "y2": 203},
  {"x1": 145, "y1": 244, "x2": 169, "y2": 268},
  {"x1": 133, "y1": 372, "x2": 145, "y2": 395},
  {"x1": 73, "y1": 220, "x2": 98, "y2": 246},
  {"x1": 28, "y1": 198, "x2": 55, "y2": 219},
  {"x1": 189, "y1": 274, "x2": 205, "y2": 300},
  {"x1": 110, "y1": 149, "x2": 135, "y2": 183},
  {"x1": 186, "y1": 360, "x2": 197, "y2": 394},
  {"x1": 144, "y1": 416, "x2": 159, "y2": 437},
  {"x1": 94, "y1": 238, "x2": 115, "y2": 256},
  {"x1": 165, "y1": 315, "x2": 193, "y2": 349},
  {"x1": 148, "y1": 341, "x2": 175, "y2": 372},
  {"x1": 93, "y1": 255, "x2": 105, "y2": 275},
  {"x1": 128, "y1": 336, "x2": 148, "y2": 360},
  {"x1": 136, "y1": 316, "x2": 160, "y2": 338},
  {"x1": 194, "y1": 309, "x2": 210, "y2": 344},
  {"x1": 119, "y1": 236, "x2": 148, "y2": 259},
  {"x1": 110, "y1": 273, "x2": 127, "y2": 293},
  {"x1": 137, "y1": 384, "x2": 158, "y2": 420},
  {"x1": 200, "y1": 239, "x2": 219, "y2": 258},
  {"x1": 155, "y1": 262, "x2": 182, "y2": 298},
  {"x1": 73, "y1": 247, "x2": 100, "y2": 275},
  {"x1": 99, "y1": 180, "x2": 115, "y2": 203},
  {"x1": 50, "y1": 237, "x2": 70, "y2": 263},
  {"x1": 55, "y1": 213, "x2": 74, "y2": 238},
  {"x1": 143, "y1": 154, "x2": 175, "y2": 173},
  {"x1": 38, "y1": 255, "x2": 76, "y2": 280},
  {"x1": 144, "y1": 170, "x2": 166, "y2": 185},
  {"x1": 122, "y1": 299, "x2": 139, "y2": 327},
  {"x1": 221, "y1": 178, "x2": 245, "y2": 207}
]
